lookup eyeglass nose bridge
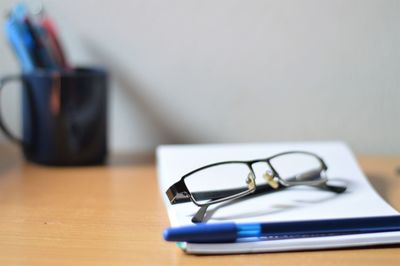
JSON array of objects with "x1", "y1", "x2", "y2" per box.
[
  {"x1": 263, "y1": 170, "x2": 280, "y2": 189},
  {"x1": 246, "y1": 172, "x2": 256, "y2": 191}
]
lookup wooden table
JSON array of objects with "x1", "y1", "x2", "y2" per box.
[{"x1": 0, "y1": 146, "x2": 399, "y2": 265}]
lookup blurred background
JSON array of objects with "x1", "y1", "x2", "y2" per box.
[{"x1": 0, "y1": 0, "x2": 399, "y2": 155}]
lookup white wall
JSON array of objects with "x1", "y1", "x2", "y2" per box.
[{"x1": 1, "y1": 0, "x2": 399, "y2": 154}]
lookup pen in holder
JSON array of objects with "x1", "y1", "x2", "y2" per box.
[{"x1": 0, "y1": 67, "x2": 108, "y2": 166}]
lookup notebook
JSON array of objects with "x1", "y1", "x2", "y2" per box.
[{"x1": 156, "y1": 141, "x2": 400, "y2": 254}]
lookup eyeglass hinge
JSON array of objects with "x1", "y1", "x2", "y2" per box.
[{"x1": 166, "y1": 180, "x2": 190, "y2": 204}]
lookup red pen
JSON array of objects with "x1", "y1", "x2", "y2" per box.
[{"x1": 38, "y1": 9, "x2": 71, "y2": 70}]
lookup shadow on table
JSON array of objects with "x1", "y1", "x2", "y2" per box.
[
  {"x1": 107, "y1": 151, "x2": 155, "y2": 166},
  {"x1": 0, "y1": 144, "x2": 21, "y2": 174},
  {"x1": 0, "y1": 144, "x2": 154, "y2": 171},
  {"x1": 366, "y1": 174, "x2": 391, "y2": 202}
]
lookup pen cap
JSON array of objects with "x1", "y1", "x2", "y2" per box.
[{"x1": 163, "y1": 223, "x2": 237, "y2": 243}]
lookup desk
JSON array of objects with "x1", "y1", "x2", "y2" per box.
[{"x1": 0, "y1": 146, "x2": 399, "y2": 265}]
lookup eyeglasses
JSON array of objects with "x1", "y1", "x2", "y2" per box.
[{"x1": 166, "y1": 151, "x2": 347, "y2": 223}]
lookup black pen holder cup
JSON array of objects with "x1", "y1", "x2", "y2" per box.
[{"x1": 0, "y1": 67, "x2": 108, "y2": 166}]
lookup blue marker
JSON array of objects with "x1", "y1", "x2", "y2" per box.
[{"x1": 163, "y1": 215, "x2": 400, "y2": 243}]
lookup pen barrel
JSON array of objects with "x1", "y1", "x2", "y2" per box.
[{"x1": 260, "y1": 216, "x2": 400, "y2": 238}]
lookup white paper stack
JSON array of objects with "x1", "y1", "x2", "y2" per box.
[{"x1": 156, "y1": 142, "x2": 400, "y2": 254}]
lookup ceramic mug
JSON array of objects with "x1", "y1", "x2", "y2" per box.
[{"x1": 0, "y1": 67, "x2": 108, "y2": 165}]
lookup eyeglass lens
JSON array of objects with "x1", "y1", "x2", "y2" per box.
[{"x1": 184, "y1": 163, "x2": 252, "y2": 205}]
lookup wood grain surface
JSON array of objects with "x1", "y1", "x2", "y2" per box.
[{"x1": 0, "y1": 145, "x2": 399, "y2": 265}]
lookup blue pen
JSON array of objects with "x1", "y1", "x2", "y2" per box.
[
  {"x1": 10, "y1": 4, "x2": 39, "y2": 63},
  {"x1": 4, "y1": 16, "x2": 35, "y2": 72},
  {"x1": 163, "y1": 215, "x2": 400, "y2": 243},
  {"x1": 10, "y1": 3, "x2": 58, "y2": 70}
]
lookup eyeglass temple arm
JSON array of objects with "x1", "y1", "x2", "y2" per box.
[
  {"x1": 284, "y1": 169, "x2": 347, "y2": 193},
  {"x1": 191, "y1": 184, "x2": 287, "y2": 223},
  {"x1": 168, "y1": 182, "x2": 281, "y2": 205},
  {"x1": 192, "y1": 204, "x2": 210, "y2": 223},
  {"x1": 169, "y1": 179, "x2": 346, "y2": 206},
  {"x1": 191, "y1": 184, "x2": 346, "y2": 224},
  {"x1": 316, "y1": 183, "x2": 347, "y2": 193},
  {"x1": 168, "y1": 181, "x2": 346, "y2": 206}
]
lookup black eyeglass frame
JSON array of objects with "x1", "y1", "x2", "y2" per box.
[{"x1": 166, "y1": 151, "x2": 346, "y2": 223}]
